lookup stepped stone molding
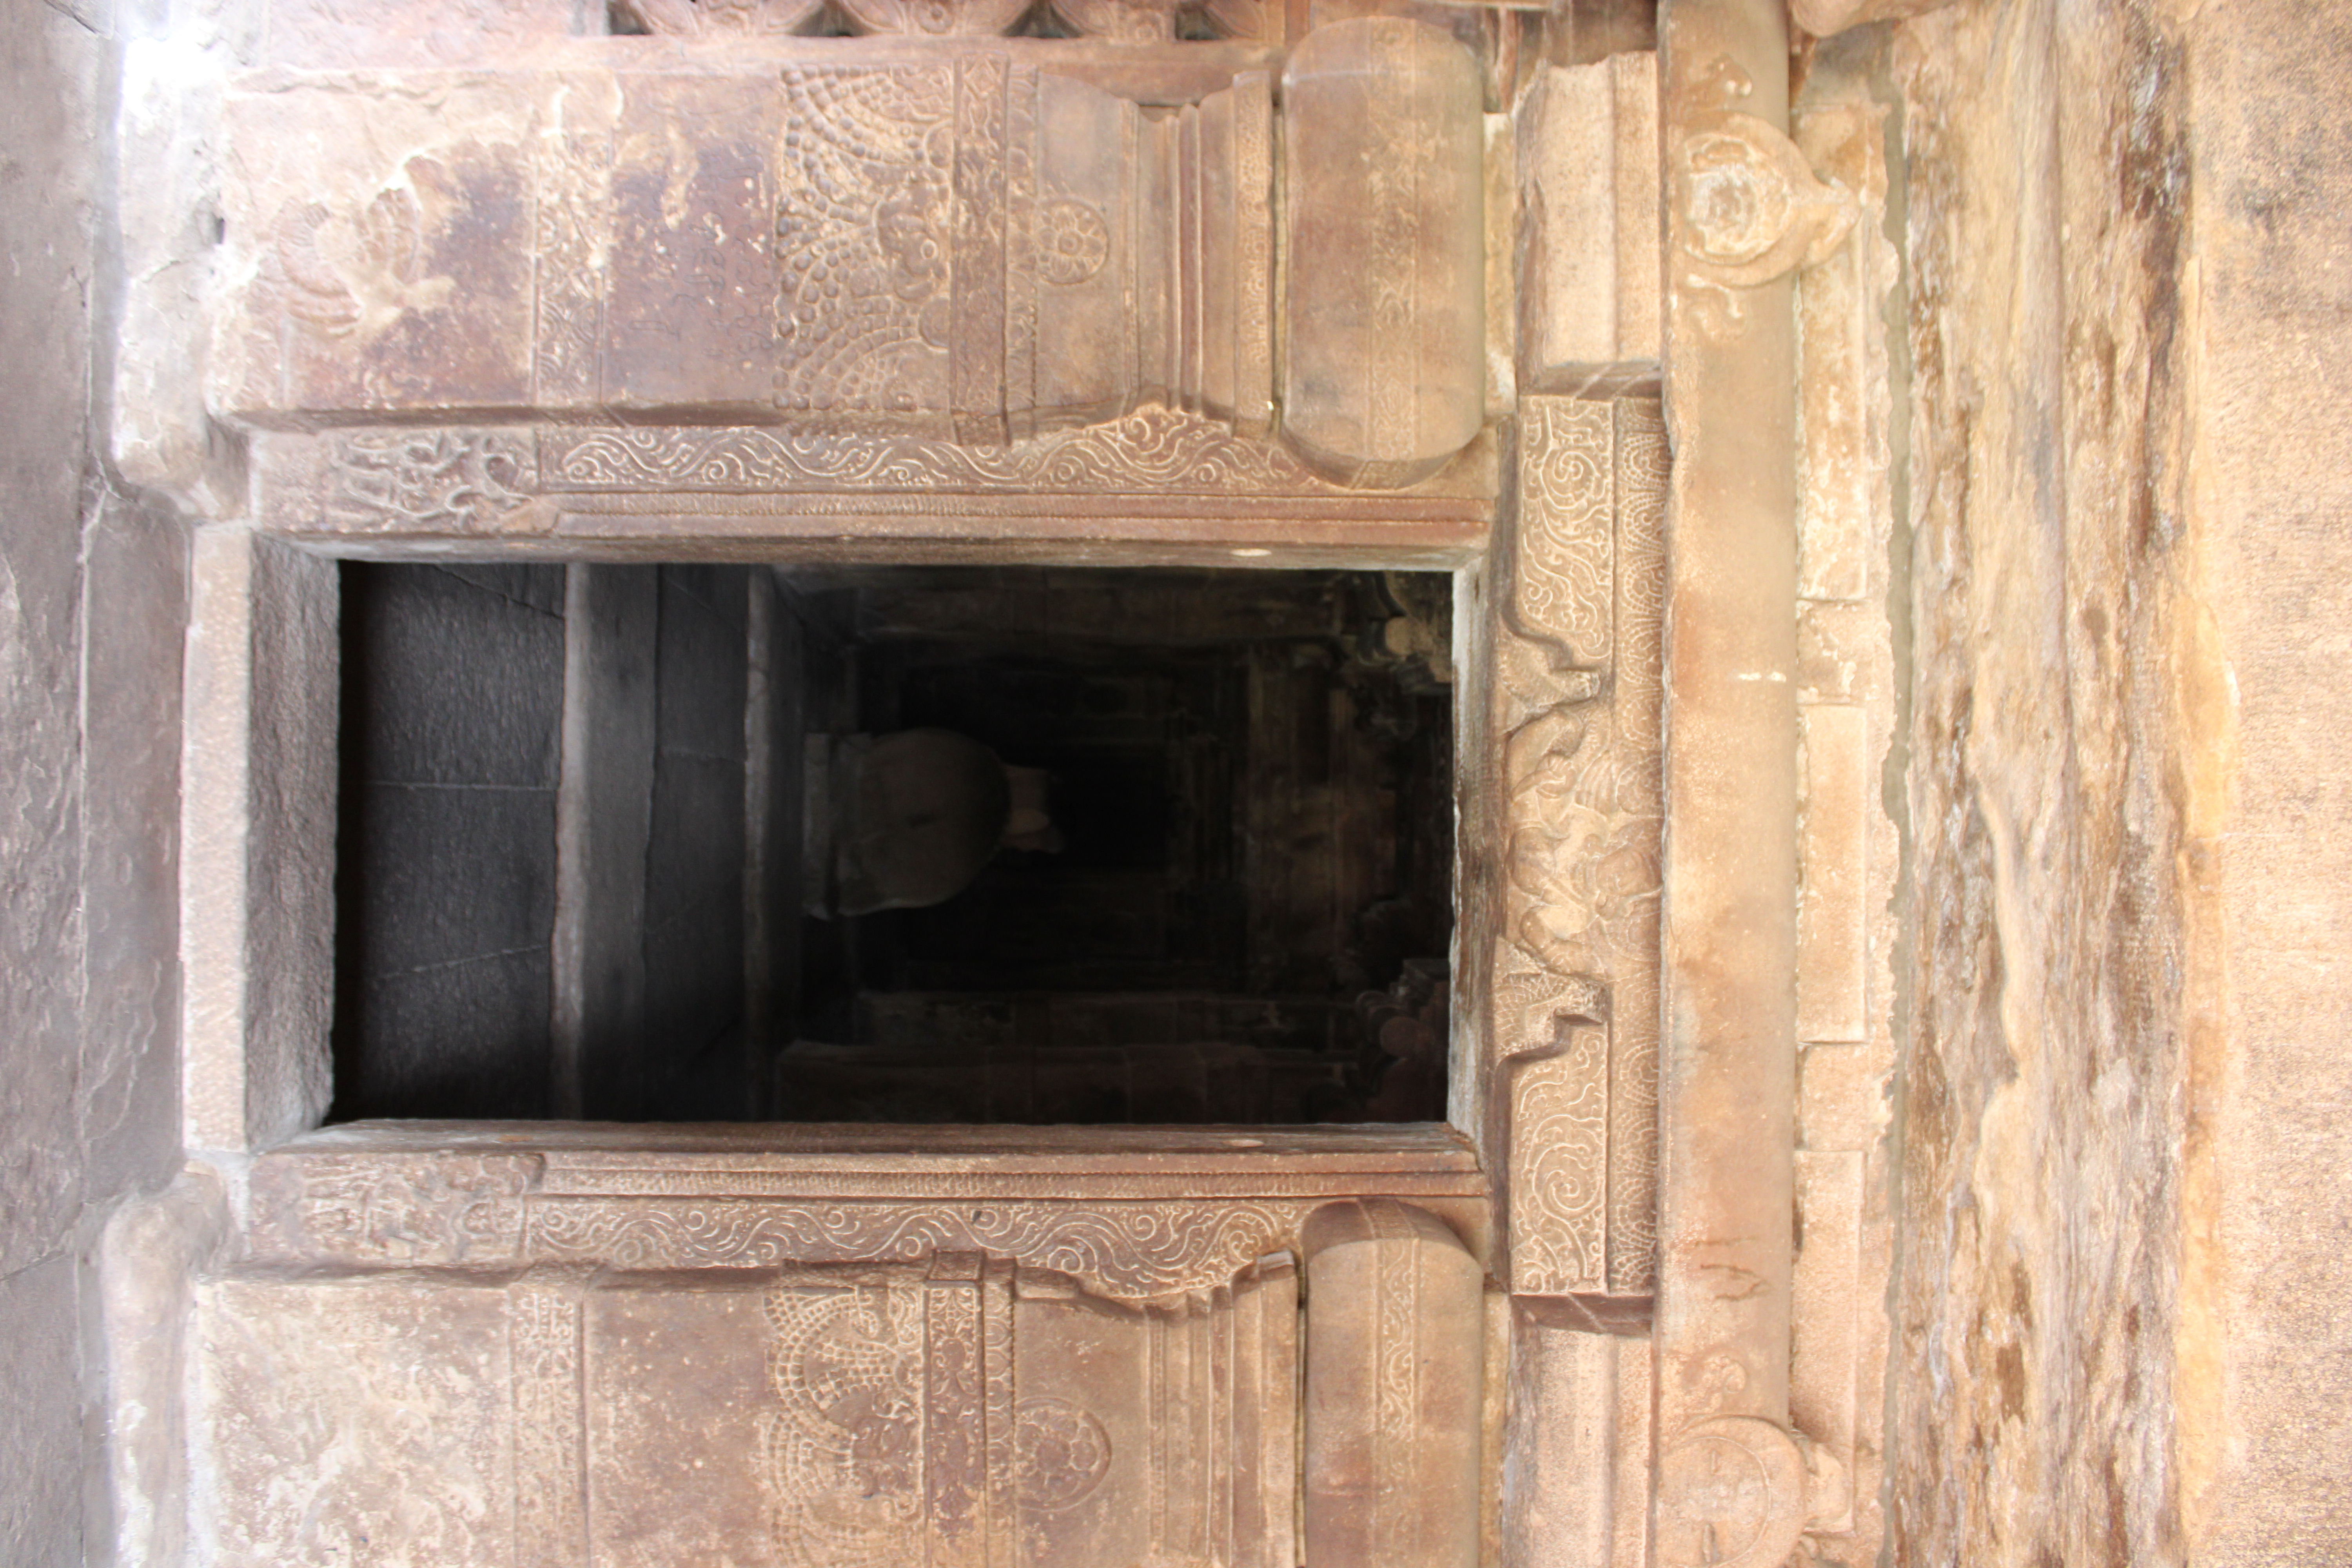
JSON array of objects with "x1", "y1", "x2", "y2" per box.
[{"x1": 244, "y1": 1126, "x2": 1488, "y2": 1302}]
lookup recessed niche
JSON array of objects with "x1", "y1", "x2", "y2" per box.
[{"x1": 330, "y1": 562, "x2": 1454, "y2": 1125}]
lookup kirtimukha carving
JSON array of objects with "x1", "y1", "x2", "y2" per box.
[{"x1": 1493, "y1": 397, "x2": 1665, "y2": 1298}]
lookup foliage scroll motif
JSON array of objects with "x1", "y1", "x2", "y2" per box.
[
  {"x1": 525, "y1": 1199, "x2": 1304, "y2": 1299},
  {"x1": 1498, "y1": 397, "x2": 1665, "y2": 1297},
  {"x1": 539, "y1": 409, "x2": 1337, "y2": 496},
  {"x1": 324, "y1": 431, "x2": 539, "y2": 534}
]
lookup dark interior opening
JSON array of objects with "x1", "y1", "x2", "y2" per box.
[{"x1": 331, "y1": 563, "x2": 1454, "y2": 1125}]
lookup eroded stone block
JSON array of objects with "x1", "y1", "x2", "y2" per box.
[{"x1": 1517, "y1": 53, "x2": 1660, "y2": 398}]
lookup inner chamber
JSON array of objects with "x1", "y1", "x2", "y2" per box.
[{"x1": 331, "y1": 563, "x2": 1455, "y2": 1125}]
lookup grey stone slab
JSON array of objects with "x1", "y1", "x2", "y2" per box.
[
  {"x1": 0, "y1": 1254, "x2": 83, "y2": 1568},
  {"x1": 340, "y1": 946, "x2": 555, "y2": 1119},
  {"x1": 654, "y1": 565, "x2": 749, "y2": 764},
  {"x1": 77, "y1": 497, "x2": 189, "y2": 1203},
  {"x1": 342, "y1": 781, "x2": 557, "y2": 983},
  {"x1": 343, "y1": 562, "x2": 564, "y2": 789}
]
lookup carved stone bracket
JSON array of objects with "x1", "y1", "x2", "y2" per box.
[{"x1": 1669, "y1": 59, "x2": 1857, "y2": 307}]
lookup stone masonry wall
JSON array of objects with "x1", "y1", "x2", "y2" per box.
[
  {"x1": 1888, "y1": 1, "x2": 2194, "y2": 1561},
  {"x1": 2, "y1": 4, "x2": 191, "y2": 1564},
  {"x1": 1886, "y1": 0, "x2": 2352, "y2": 1562}
]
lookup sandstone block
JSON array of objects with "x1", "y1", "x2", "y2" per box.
[
  {"x1": 1303, "y1": 1199, "x2": 1484, "y2": 1568},
  {"x1": 1517, "y1": 53, "x2": 1661, "y2": 398}
]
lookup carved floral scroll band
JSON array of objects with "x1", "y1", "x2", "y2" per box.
[
  {"x1": 1498, "y1": 398, "x2": 1665, "y2": 1297},
  {"x1": 261, "y1": 1154, "x2": 1332, "y2": 1299}
]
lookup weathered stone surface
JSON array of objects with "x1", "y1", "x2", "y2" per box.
[
  {"x1": 78, "y1": 499, "x2": 192, "y2": 1205},
  {"x1": 194, "y1": 1272, "x2": 519, "y2": 1566},
  {"x1": 102, "y1": 1165, "x2": 232, "y2": 1568},
  {"x1": 0, "y1": 0, "x2": 102, "y2": 1286},
  {"x1": 260, "y1": 0, "x2": 583, "y2": 68},
  {"x1": 2174, "y1": 4, "x2": 2352, "y2": 1561},
  {"x1": 0, "y1": 1255, "x2": 84, "y2": 1568},
  {"x1": 183, "y1": 528, "x2": 339, "y2": 1152},
  {"x1": 1302, "y1": 1199, "x2": 1483, "y2": 1568},
  {"x1": 1886, "y1": 2, "x2": 2196, "y2": 1563},
  {"x1": 1515, "y1": 52, "x2": 1660, "y2": 397}
]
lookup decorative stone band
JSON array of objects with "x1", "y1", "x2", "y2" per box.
[
  {"x1": 1490, "y1": 397, "x2": 1666, "y2": 1299},
  {"x1": 242, "y1": 1125, "x2": 1489, "y2": 1302},
  {"x1": 617, "y1": 0, "x2": 1284, "y2": 44},
  {"x1": 245, "y1": 416, "x2": 1499, "y2": 554}
]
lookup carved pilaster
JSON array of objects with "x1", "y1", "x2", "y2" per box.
[{"x1": 1493, "y1": 396, "x2": 1664, "y2": 1299}]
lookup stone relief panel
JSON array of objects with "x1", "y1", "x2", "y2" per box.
[
  {"x1": 211, "y1": 27, "x2": 1486, "y2": 494},
  {"x1": 193, "y1": 1222, "x2": 1377, "y2": 1568},
  {"x1": 1491, "y1": 396, "x2": 1665, "y2": 1299}
]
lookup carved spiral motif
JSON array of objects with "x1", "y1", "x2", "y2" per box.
[
  {"x1": 1655, "y1": 1416, "x2": 1808, "y2": 1568},
  {"x1": 1036, "y1": 199, "x2": 1110, "y2": 285}
]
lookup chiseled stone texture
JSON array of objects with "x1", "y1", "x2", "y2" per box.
[
  {"x1": 2178, "y1": 4, "x2": 2352, "y2": 1560},
  {"x1": 1888, "y1": 2, "x2": 2193, "y2": 1563},
  {"x1": 0, "y1": 7, "x2": 190, "y2": 1566}
]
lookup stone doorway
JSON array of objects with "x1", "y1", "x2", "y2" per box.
[
  {"x1": 332, "y1": 561, "x2": 1455, "y2": 1125},
  {"x1": 114, "y1": 0, "x2": 1801, "y2": 1560}
]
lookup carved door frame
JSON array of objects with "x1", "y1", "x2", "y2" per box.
[{"x1": 139, "y1": 0, "x2": 1864, "y2": 1563}]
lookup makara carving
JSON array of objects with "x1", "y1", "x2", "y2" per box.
[{"x1": 1494, "y1": 397, "x2": 1666, "y2": 1298}]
